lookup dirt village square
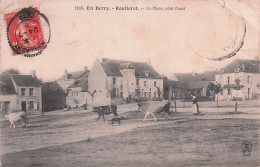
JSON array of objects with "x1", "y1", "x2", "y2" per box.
[{"x1": 1, "y1": 56, "x2": 260, "y2": 167}]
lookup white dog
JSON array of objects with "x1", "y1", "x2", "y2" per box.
[{"x1": 5, "y1": 111, "x2": 27, "y2": 128}]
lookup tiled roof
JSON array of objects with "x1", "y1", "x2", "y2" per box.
[
  {"x1": 222, "y1": 59, "x2": 259, "y2": 74},
  {"x1": 0, "y1": 75, "x2": 16, "y2": 94},
  {"x1": 163, "y1": 79, "x2": 190, "y2": 91},
  {"x1": 11, "y1": 75, "x2": 41, "y2": 87},
  {"x1": 101, "y1": 58, "x2": 162, "y2": 79},
  {"x1": 190, "y1": 81, "x2": 210, "y2": 89},
  {"x1": 173, "y1": 71, "x2": 216, "y2": 89},
  {"x1": 58, "y1": 70, "x2": 89, "y2": 80},
  {"x1": 68, "y1": 79, "x2": 88, "y2": 92}
]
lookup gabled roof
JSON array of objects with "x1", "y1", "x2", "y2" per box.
[
  {"x1": 164, "y1": 79, "x2": 190, "y2": 91},
  {"x1": 100, "y1": 58, "x2": 162, "y2": 79},
  {"x1": 68, "y1": 79, "x2": 88, "y2": 92},
  {"x1": 42, "y1": 82, "x2": 66, "y2": 96},
  {"x1": 173, "y1": 71, "x2": 216, "y2": 89},
  {"x1": 58, "y1": 70, "x2": 89, "y2": 80},
  {"x1": 11, "y1": 75, "x2": 41, "y2": 87},
  {"x1": 0, "y1": 75, "x2": 16, "y2": 94},
  {"x1": 222, "y1": 59, "x2": 259, "y2": 74}
]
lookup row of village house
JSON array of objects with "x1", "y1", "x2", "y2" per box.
[{"x1": 1, "y1": 57, "x2": 260, "y2": 113}]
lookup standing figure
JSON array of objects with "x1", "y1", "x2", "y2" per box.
[{"x1": 192, "y1": 96, "x2": 200, "y2": 114}]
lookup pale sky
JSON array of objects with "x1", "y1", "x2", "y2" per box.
[{"x1": 0, "y1": 0, "x2": 259, "y2": 81}]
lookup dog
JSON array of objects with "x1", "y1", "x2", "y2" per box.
[
  {"x1": 110, "y1": 116, "x2": 124, "y2": 126},
  {"x1": 5, "y1": 111, "x2": 27, "y2": 128}
]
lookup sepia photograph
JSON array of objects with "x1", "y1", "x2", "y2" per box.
[{"x1": 0, "y1": 0, "x2": 259, "y2": 166}]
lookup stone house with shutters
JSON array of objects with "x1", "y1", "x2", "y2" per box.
[
  {"x1": 56, "y1": 66, "x2": 90, "y2": 107},
  {"x1": 215, "y1": 57, "x2": 260, "y2": 100},
  {"x1": 0, "y1": 72, "x2": 42, "y2": 114},
  {"x1": 66, "y1": 79, "x2": 91, "y2": 107},
  {"x1": 88, "y1": 58, "x2": 163, "y2": 106}
]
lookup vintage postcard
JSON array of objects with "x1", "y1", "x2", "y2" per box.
[{"x1": 0, "y1": 0, "x2": 259, "y2": 166}]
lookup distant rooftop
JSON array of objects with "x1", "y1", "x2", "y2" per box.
[
  {"x1": 58, "y1": 67, "x2": 89, "y2": 80},
  {"x1": 68, "y1": 79, "x2": 88, "y2": 92},
  {"x1": 11, "y1": 75, "x2": 41, "y2": 87},
  {"x1": 221, "y1": 59, "x2": 259, "y2": 74},
  {"x1": 171, "y1": 71, "x2": 217, "y2": 89},
  {"x1": 101, "y1": 58, "x2": 162, "y2": 79},
  {"x1": 163, "y1": 79, "x2": 190, "y2": 91}
]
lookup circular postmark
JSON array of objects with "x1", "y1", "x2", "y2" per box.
[{"x1": 5, "y1": 7, "x2": 51, "y2": 57}]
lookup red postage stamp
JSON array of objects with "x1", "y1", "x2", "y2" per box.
[{"x1": 5, "y1": 7, "x2": 50, "y2": 57}]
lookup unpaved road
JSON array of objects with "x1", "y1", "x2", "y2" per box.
[{"x1": 1, "y1": 101, "x2": 260, "y2": 167}]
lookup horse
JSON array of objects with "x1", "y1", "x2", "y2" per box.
[
  {"x1": 92, "y1": 105, "x2": 118, "y2": 122},
  {"x1": 138, "y1": 101, "x2": 172, "y2": 122},
  {"x1": 5, "y1": 111, "x2": 28, "y2": 128}
]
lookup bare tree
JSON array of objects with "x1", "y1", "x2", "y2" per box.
[
  {"x1": 208, "y1": 83, "x2": 223, "y2": 107},
  {"x1": 87, "y1": 90, "x2": 96, "y2": 103},
  {"x1": 1, "y1": 69, "x2": 21, "y2": 75}
]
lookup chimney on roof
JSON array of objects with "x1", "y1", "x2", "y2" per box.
[
  {"x1": 254, "y1": 56, "x2": 259, "y2": 62},
  {"x1": 148, "y1": 58, "x2": 151, "y2": 66},
  {"x1": 31, "y1": 70, "x2": 36, "y2": 78},
  {"x1": 64, "y1": 70, "x2": 68, "y2": 80},
  {"x1": 84, "y1": 66, "x2": 88, "y2": 71},
  {"x1": 102, "y1": 58, "x2": 108, "y2": 62},
  {"x1": 192, "y1": 70, "x2": 197, "y2": 77}
]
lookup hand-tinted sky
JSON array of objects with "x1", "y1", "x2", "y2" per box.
[{"x1": 1, "y1": 0, "x2": 259, "y2": 81}]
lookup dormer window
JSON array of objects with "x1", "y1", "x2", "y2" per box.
[
  {"x1": 235, "y1": 67, "x2": 240, "y2": 73},
  {"x1": 144, "y1": 71, "x2": 151, "y2": 78}
]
